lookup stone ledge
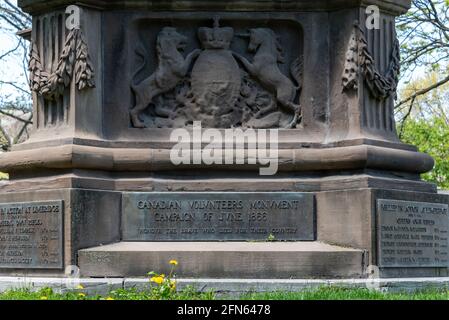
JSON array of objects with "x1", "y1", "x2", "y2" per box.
[
  {"x1": 0, "y1": 173, "x2": 436, "y2": 193},
  {"x1": 0, "y1": 277, "x2": 123, "y2": 295},
  {"x1": 78, "y1": 241, "x2": 366, "y2": 279},
  {"x1": 0, "y1": 143, "x2": 434, "y2": 174},
  {"x1": 126, "y1": 277, "x2": 449, "y2": 294},
  {"x1": 1, "y1": 276, "x2": 449, "y2": 296}
]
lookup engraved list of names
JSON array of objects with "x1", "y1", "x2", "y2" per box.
[
  {"x1": 0, "y1": 201, "x2": 63, "y2": 269},
  {"x1": 377, "y1": 199, "x2": 449, "y2": 268}
]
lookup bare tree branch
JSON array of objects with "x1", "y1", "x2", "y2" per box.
[
  {"x1": 396, "y1": 0, "x2": 449, "y2": 126},
  {"x1": 395, "y1": 74, "x2": 449, "y2": 110},
  {"x1": 13, "y1": 113, "x2": 32, "y2": 144},
  {"x1": 0, "y1": 109, "x2": 32, "y2": 124}
]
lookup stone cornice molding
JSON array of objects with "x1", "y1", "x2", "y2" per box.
[{"x1": 18, "y1": 0, "x2": 411, "y2": 15}]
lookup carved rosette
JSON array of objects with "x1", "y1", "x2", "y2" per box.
[
  {"x1": 342, "y1": 23, "x2": 400, "y2": 100},
  {"x1": 29, "y1": 28, "x2": 95, "y2": 100}
]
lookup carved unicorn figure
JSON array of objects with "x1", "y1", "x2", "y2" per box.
[{"x1": 233, "y1": 28, "x2": 302, "y2": 128}]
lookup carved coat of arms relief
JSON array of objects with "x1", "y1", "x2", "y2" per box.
[{"x1": 130, "y1": 18, "x2": 303, "y2": 129}]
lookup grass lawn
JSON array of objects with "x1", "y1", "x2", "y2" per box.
[{"x1": 1, "y1": 286, "x2": 449, "y2": 300}]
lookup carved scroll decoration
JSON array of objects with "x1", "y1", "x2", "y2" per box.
[
  {"x1": 342, "y1": 23, "x2": 400, "y2": 100},
  {"x1": 29, "y1": 28, "x2": 95, "y2": 100}
]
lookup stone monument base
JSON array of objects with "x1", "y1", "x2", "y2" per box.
[
  {"x1": 1, "y1": 175, "x2": 447, "y2": 278},
  {"x1": 4, "y1": 0, "x2": 446, "y2": 281}
]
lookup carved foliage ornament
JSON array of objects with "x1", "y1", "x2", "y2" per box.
[
  {"x1": 29, "y1": 28, "x2": 95, "y2": 100},
  {"x1": 130, "y1": 18, "x2": 303, "y2": 129},
  {"x1": 342, "y1": 23, "x2": 400, "y2": 100}
]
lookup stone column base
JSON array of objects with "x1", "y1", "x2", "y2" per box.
[
  {"x1": 317, "y1": 188, "x2": 449, "y2": 278},
  {"x1": 0, "y1": 189, "x2": 121, "y2": 277},
  {"x1": 0, "y1": 185, "x2": 447, "y2": 278}
]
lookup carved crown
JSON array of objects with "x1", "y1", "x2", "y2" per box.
[{"x1": 198, "y1": 17, "x2": 234, "y2": 50}]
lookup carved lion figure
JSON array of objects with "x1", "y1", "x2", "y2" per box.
[{"x1": 130, "y1": 27, "x2": 201, "y2": 128}]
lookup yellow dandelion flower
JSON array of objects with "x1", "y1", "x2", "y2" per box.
[
  {"x1": 169, "y1": 259, "x2": 179, "y2": 266},
  {"x1": 106, "y1": 297, "x2": 115, "y2": 300},
  {"x1": 78, "y1": 293, "x2": 86, "y2": 298},
  {"x1": 150, "y1": 276, "x2": 165, "y2": 285},
  {"x1": 76, "y1": 284, "x2": 84, "y2": 290},
  {"x1": 170, "y1": 280, "x2": 176, "y2": 290},
  {"x1": 40, "y1": 296, "x2": 48, "y2": 300}
]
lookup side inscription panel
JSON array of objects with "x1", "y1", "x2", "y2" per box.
[
  {"x1": 0, "y1": 201, "x2": 64, "y2": 269},
  {"x1": 377, "y1": 199, "x2": 449, "y2": 268}
]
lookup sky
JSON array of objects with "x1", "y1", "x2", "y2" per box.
[{"x1": 0, "y1": 0, "x2": 29, "y2": 101}]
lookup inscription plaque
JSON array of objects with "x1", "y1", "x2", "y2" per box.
[
  {"x1": 122, "y1": 192, "x2": 315, "y2": 241},
  {"x1": 0, "y1": 201, "x2": 64, "y2": 269},
  {"x1": 377, "y1": 199, "x2": 449, "y2": 268}
]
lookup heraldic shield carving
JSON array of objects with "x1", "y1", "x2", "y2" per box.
[{"x1": 130, "y1": 17, "x2": 303, "y2": 129}]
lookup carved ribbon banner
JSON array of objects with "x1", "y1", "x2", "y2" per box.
[
  {"x1": 342, "y1": 23, "x2": 400, "y2": 100},
  {"x1": 29, "y1": 28, "x2": 95, "y2": 100}
]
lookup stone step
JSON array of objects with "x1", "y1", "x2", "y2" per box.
[{"x1": 78, "y1": 242, "x2": 366, "y2": 279}]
